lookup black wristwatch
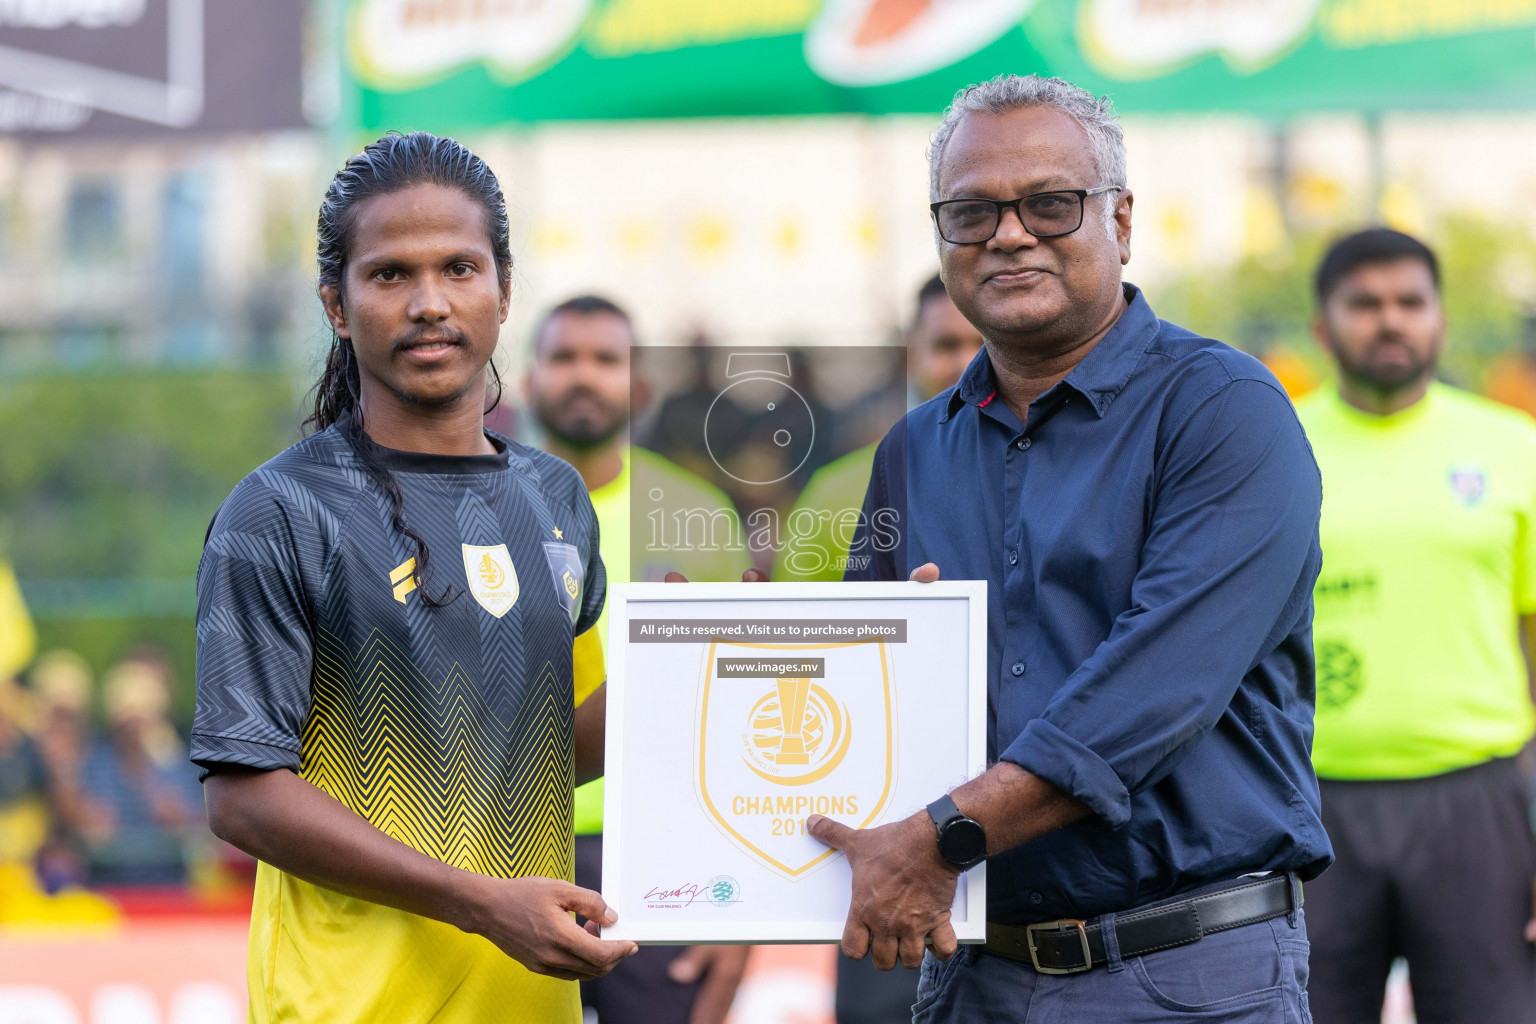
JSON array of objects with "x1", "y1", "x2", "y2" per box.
[{"x1": 926, "y1": 793, "x2": 987, "y2": 871}]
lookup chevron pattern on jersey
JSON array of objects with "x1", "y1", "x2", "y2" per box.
[
  {"x1": 458, "y1": 485, "x2": 532, "y2": 722},
  {"x1": 300, "y1": 625, "x2": 575, "y2": 881}
]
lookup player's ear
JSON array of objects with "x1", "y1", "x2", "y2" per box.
[
  {"x1": 1309, "y1": 312, "x2": 1330, "y2": 355},
  {"x1": 320, "y1": 283, "x2": 349, "y2": 340}
]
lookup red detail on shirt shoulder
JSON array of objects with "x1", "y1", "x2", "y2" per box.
[{"x1": 978, "y1": 391, "x2": 997, "y2": 408}]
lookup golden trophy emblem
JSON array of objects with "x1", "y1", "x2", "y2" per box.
[{"x1": 696, "y1": 640, "x2": 894, "y2": 879}]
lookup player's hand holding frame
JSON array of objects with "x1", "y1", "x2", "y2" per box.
[{"x1": 457, "y1": 874, "x2": 637, "y2": 981}]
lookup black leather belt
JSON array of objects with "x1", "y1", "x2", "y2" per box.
[{"x1": 984, "y1": 873, "x2": 1303, "y2": 975}]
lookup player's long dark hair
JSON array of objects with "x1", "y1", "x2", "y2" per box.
[{"x1": 304, "y1": 131, "x2": 513, "y2": 607}]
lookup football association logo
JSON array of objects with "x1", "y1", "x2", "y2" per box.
[
  {"x1": 461, "y1": 543, "x2": 518, "y2": 618},
  {"x1": 705, "y1": 874, "x2": 742, "y2": 908}
]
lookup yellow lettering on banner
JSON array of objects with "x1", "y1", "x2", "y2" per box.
[
  {"x1": 589, "y1": 0, "x2": 818, "y2": 55},
  {"x1": 729, "y1": 794, "x2": 866, "y2": 819},
  {"x1": 1321, "y1": 0, "x2": 1536, "y2": 48}
]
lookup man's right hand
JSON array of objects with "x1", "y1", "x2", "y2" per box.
[{"x1": 459, "y1": 874, "x2": 638, "y2": 981}]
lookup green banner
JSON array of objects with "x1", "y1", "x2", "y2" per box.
[{"x1": 343, "y1": 0, "x2": 1536, "y2": 129}]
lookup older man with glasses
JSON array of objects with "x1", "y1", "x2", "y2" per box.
[{"x1": 806, "y1": 74, "x2": 1329, "y2": 1023}]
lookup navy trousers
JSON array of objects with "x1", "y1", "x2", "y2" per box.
[{"x1": 913, "y1": 910, "x2": 1313, "y2": 1023}]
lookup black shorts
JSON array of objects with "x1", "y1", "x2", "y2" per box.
[
  {"x1": 1306, "y1": 756, "x2": 1536, "y2": 1024},
  {"x1": 574, "y1": 833, "x2": 702, "y2": 1024}
]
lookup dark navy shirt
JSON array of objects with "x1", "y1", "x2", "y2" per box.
[{"x1": 849, "y1": 284, "x2": 1331, "y2": 924}]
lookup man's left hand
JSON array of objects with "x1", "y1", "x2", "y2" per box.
[
  {"x1": 806, "y1": 811, "x2": 961, "y2": 970},
  {"x1": 667, "y1": 945, "x2": 752, "y2": 1024}
]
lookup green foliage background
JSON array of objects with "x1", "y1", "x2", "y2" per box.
[
  {"x1": 0, "y1": 369, "x2": 305, "y2": 720},
  {"x1": 1152, "y1": 215, "x2": 1536, "y2": 386}
]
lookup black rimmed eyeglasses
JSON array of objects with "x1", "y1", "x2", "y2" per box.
[{"x1": 929, "y1": 186, "x2": 1123, "y2": 245}]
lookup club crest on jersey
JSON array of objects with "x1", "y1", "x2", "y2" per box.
[
  {"x1": 462, "y1": 544, "x2": 519, "y2": 618},
  {"x1": 1448, "y1": 465, "x2": 1486, "y2": 507},
  {"x1": 542, "y1": 541, "x2": 584, "y2": 625}
]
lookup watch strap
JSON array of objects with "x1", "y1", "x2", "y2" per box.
[{"x1": 927, "y1": 793, "x2": 964, "y2": 831}]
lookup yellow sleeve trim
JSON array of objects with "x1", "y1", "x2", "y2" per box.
[{"x1": 574, "y1": 627, "x2": 606, "y2": 707}]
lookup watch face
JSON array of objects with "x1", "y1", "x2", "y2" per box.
[{"x1": 941, "y1": 819, "x2": 987, "y2": 868}]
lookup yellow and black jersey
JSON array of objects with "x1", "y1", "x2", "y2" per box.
[{"x1": 191, "y1": 414, "x2": 605, "y2": 1024}]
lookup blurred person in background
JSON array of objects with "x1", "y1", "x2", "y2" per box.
[
  {"x1": 0, "y1": 668, "x2": 117, "y2": 927},
  {"x1": 192, "y1": 133, "x2": 634, "y2": 1024},
  {"x1": 906, "y1": 273, "x2": 989, "y2": 408},
  {"x1": 80, "y1": 654, "x2": 203, "y2": 885},
  {"x1": 640, "y1": 335, "x2": 738, "y2": 484},
  {"x1": 1297, "y1": 228, "x2": 1536, "y2": 1024},
  {"x1": 527, "y1": 294, "x2": 751, "y2": 1024},
  {"x1": 32, "y1": 650, "x2": 93, "y2": 792},
  {"x1": 0, "y1": 675, "x2": 49, "y2": 869},
  {"x1": 774, "y1": 274, "x2": 982, "y2": 588},
  {"x1": 30, "y1": 649, "x2": 96, "y2": 890}
]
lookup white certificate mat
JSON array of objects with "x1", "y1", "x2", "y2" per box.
[{"x1": 601, "y1": 581, "x2": 987, "y2": 944}]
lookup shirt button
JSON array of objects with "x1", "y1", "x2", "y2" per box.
[
  {"x1": 1016, "y1": 438, "x2": 1031, "y2": 450},
  {"x1": 1008, "y1": 549, "x2": 1018, "y2": 565},
  {"x1": 1030, "y1": 891, "x2": 1044, "y2": 905},
  {"x1": 1011, "y1": 662, "x2": 1025, "y2": 677}
]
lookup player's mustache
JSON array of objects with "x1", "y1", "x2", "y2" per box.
[{"x1": 390, "y1": 326, "x2": 469, "y2": 354}]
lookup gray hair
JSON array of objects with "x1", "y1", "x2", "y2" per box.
[{"x1": 929, "y1": 74, "x2": 1127, "y2": 206}]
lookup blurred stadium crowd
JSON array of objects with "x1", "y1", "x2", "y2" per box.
[{"x1": 0, "y1": 642, "x2": 253, "y2": 918}]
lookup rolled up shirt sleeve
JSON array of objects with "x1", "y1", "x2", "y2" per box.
[{"x1": 1000, "y1": 378, "x2": 1322, "y2": 828}]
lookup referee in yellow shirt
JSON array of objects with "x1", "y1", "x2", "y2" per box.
[{"x1": 1297, "y1": 228, "x2": 1536, "y2": 1024}]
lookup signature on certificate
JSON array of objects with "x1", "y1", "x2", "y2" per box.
[{"x1": 643, "y1": 882, "x2": 708, "y2": 908}]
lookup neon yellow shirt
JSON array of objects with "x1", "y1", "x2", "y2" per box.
[
  {"x1": 1297, "y1": 383, "x2": 1536, "y2": 779},
  {"x1": 772, "y1": 444, "x2": 877, "y2": 583},
  {"x1": 572, "y1": 449, "x2": 750, "y2": 834}
]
